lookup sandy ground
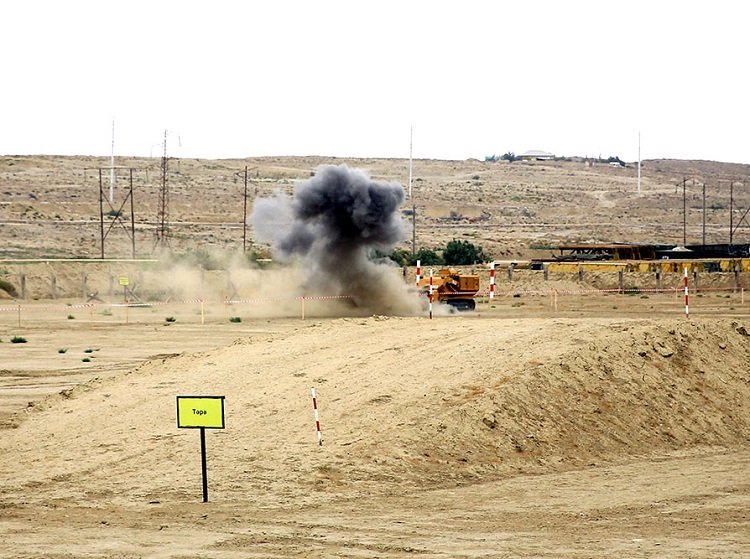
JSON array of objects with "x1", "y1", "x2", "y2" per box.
[{"x1": 1, "y1": 290, "x2": 749, "y2": 558}]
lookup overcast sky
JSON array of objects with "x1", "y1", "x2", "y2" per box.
[{"x1": 2, "y1": 1, "x2": 748, "y2": 164}]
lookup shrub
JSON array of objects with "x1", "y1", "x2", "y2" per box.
[
  {"x1": 67, "y1": 314, "x2": 75, "y2": 320},
  {"x1": 443, "y1": 239, "x2": 489, "y2": 265},
  {"x1": 229, "y1": 316, "x2": 242, "y2": 323},
  {"x1": 10, "y1": 336, "x2": 27, "y2": 343},
  {"x1": 165, "y1": 316, "x2": 176, "y2": 323},
  {"x1": 84, "y1": 348, "x2": 94, "y2": 353},
  {"x1": 82, "y1": 357, "x2": 91, "y2": 362},
  {"x1": 58, "y1": 348, "x2": 67, "y2": 354}
]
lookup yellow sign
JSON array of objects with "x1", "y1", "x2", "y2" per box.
[
  {"x1": 176, "y1": 396, "x2": 225, "y2": 429},
  {"x1": 118, "y1": 276, "x2": 129, "y2": 286}
]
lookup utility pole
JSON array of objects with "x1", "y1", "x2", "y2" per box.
[
  {"x1": 235, "y1": 166, "x2": 257, "y2": 253},
  {"x1": 682, "y1": 177, "x2": 687, "y2": 246},
  {"x1": 409, "y1": 125, "x2": 416, "y2": 257},
  {"x1": 99, "y1": 169, "x2": 105, "y2": 259},
  {"x1": 243, "y1": 165, "x2": 248, "y2": 253},
  {"x1": 110, "y1": 119, "x2": 115, "y2": 203},
  {"x1": 730, "y1": 180, "x2": 734, "y2": 247},
  {"x1": 92, "y1": 166, "x2": 138, "y2": 259},
  {"x1": 129, "y1": 168, "x2": 136, "y2": 259},
  {"x1": 702, "y1": 180, "x2": 706, "y2": 246}
]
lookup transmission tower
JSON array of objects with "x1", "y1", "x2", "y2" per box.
[{"x1": 155, "y1": 130, "x2": 170, "y2": 248}]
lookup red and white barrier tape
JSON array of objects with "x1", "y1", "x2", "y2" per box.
[
  {"x1": 474, "y1": 285, "x2": 743, "y2": 298},
  {"x1": 0, "y1": 284, "x2": 743, "y2": 314}
]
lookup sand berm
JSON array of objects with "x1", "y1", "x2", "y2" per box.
[{"x1": 1, "y1": 315, "x2": 749, "y2": 510}]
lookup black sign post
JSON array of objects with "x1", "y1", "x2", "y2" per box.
[
  {"x1": 200, "y1": 427, "x2": 208, "y2": 502},
  {"x1": 176, "y1": 396, "x2": 226, "y2": 503}
]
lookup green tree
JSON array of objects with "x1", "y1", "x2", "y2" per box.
[
  {"x1": 409, "y1": 248, "x2": 443, "y2": 266},
  {"x1": 443, "y1": 239, "x2": 489, "y2": 265}
]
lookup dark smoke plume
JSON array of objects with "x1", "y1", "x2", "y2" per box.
[{"x1": 251, "y1": 164, "x2": 421, "y2": 315}]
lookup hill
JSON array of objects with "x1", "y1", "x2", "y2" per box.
[{"x1": 2, "y1": 155, "x2": 750, "y2": 261}]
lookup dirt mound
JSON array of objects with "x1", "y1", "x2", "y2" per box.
[{"x1": 0, "y1": 316, "x2": 748, "y2": 508}]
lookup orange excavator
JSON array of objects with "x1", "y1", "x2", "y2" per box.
[{"x1": 417, "y1": 268, "x2": 480, "y2": 311}]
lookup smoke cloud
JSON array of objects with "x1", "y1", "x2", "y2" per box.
[{"x1": 251, "y1": 164, "x2": 422, "y2": 315}]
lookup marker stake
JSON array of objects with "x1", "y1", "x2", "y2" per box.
[
  {"x1": 429, "y1": 269, "x2": 434, "y2": 319},
  {"x1": 311, "y1": 387, "x2": 322, "y2": 446},
  {"x1": 489, "y1": 262, "x2": 495, "y2": 300}
]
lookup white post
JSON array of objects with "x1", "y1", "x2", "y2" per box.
[
  {"x1": 429, "y1": 269, "x2": 434, "y2": 319},
  {"x1": 637, "y1": 130, "x2": 641, "y2": 196},
  {"x1": 408, "y1": 125, "x2": 413, "y2": 199},
  {"x1": 489, "y1": 262, "x2": 495, "y2": 300},
  {"x1": 109, "y1": 118, "x2": 115, "y2": 203}
]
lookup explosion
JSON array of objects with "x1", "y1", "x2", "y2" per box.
[{"x1": 251, "y1": 164, "x2": 421, "y2": 315}]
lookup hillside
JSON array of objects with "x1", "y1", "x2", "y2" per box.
[{"x1": 2, "y1": 155, "x2": 750, "y2": 261}]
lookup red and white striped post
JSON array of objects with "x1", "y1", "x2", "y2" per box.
[
  {"x1": 429, "y1": 269, "x2": 434, "y2": 319},
  {"x1": 683, "y1": 267, "x2": 689, "y2": 317},
  {"x1": 489, "y1": 262, "x2": 495, "y2": 300},
  {"x1": 415, "y1": 259, "x2": 421, "y2": 287},
  {"x1": 311, "y1": 387, "x2": 322, "y2": 445}
]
